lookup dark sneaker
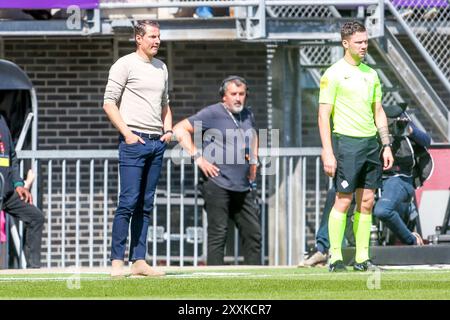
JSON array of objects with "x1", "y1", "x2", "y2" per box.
[
  {"x1": 329, "y1": 260, "x2": 347, "y2": 272},
  {"x1": 353, "y1": 259, "x2": 379, "y2": 272}
]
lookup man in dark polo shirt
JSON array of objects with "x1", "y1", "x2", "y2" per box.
[{"x1": 174, "y1": 75, "x2": 261, "y2": 265}]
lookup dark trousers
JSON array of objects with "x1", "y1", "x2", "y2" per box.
[
  {"x1": 373, "y1": 176, "x2": 416, "y2": 245},
  {"x1": 201, "y1": 179, "x2": 261, "y2": 265},
  {"x1": 315, "y1": 187, "x2": 335, "y2": 254},
  {"x1": 3, "y1": 191, "x2": 45, "y2": 268},
  {"x1": 110, "y1": 137, "x2": 166, "y2": 261}
]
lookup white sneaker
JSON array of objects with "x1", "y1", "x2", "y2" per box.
[{"x1": 298, "y1": 251, "x2": 328, "y2": 268}]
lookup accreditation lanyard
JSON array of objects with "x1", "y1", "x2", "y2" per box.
[{"x1": 222, "y1": 103, "x2": 249, "y2": 160}]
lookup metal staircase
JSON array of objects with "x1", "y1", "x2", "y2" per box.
[
  {"x1": 386, "y1": 0, "x2": 450, "y2": 95},
  {"x1": 371, "y1": 27, "x2": 448, "y2": 140}
]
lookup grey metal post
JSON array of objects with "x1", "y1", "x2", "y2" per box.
[
  {"x1": 365, "y1": 0, "x2": 384, "y2": 38},
  {"x1": 256, "y1": 0, "x2": 266, "y2": 39},
  {"x1": 234, "y1": 227, "x2": 239, "y2": 265},
  {"x1": 103, "y1": 160, "x2": 108, "y2": 267},
  {"x1": 298, "y1": 53, "x2": 303, "y2": 147},
  {"x1": 287, "y1": 157, "x2": 293, "y2": 265},
  {"x1": 448, "y1": 111, "x2": 450, "y2": 142},
  {"x1": 19, "y1": 162, "x2": 24, "y2": 268},
  {"x1": 315, "y1": 157, "x2": 320, "y2": 235},
  {"x1": 301, "y1": 158, "x2": 307, "y2": 263},
  {"x1": 47, "y1": 160, "x2": 52, "y2": 268},
  {"x1": 193, "y1": 163, "x2": 199, "y2": 266},
  {"x1": 261, "y1": 157, "x2": 267, "y2": 265},
  {"x1": 180, "y1": 158, "x2": 185, "y2": 266},
  {"x1": 283, "y1": 50, "x2": 292, "y2": 147},
  {"x1": 15, "y1": 113, "x2": 33, "y2": 152},
  {"x1": 274, "y1": 156, "x2": 280, "y2": 265},
  {"x1": 30, "y1": 89, "x2": 38, "y2": 205},
  {"x1": 282, "y1": 156, "x2": 287, "y2": 265},
  {"x1": 62, "y1": 160, "x2": 66, "y2": 268},
  {"x1": 89, "y1": 160, "x2": 94, "y2": 268},
  {"x1": 166, "y1": 159, "x2": 171, "y2": 266},
  {"x1": 152, "y1": 190, "x2": 157, "y2": 266},
  {"x1": 75, "y1": 160, "x2": 80, "y2": 267}
]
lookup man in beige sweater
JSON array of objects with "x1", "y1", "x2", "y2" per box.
[{"x1": 103, "y1": 20, "x2": 172, "y2": 277}]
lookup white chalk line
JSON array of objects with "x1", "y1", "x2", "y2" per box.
[{"x1": 0, "y1": 268, "x2": 450, "y2": 283}]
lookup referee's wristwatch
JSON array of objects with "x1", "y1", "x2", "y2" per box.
[
  {"x1": 382, "y1": 143, "x2": 392, "y2": 149},
  {"x1": 192, "y1": 151, "x2": 202, "y2": 163}
]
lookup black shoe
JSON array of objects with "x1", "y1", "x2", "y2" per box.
[
  {"x1": 353, "y1": 259, "x2": 378, "y2": 272},
  {"x1": 329, "y1": 260, "x2": 347, "y2": 272}
]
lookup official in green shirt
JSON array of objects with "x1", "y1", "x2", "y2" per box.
[{"x1": 318, "y1": 21, "x2": 394, "y2": 272}]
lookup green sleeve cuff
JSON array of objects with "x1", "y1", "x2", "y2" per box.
[{"x1": 14, "y1": 181, "x2": 24, "y2": 188}]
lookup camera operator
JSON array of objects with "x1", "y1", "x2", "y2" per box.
[{"x1": 373, "y1": 104, "x2": 432, "y2": 246}]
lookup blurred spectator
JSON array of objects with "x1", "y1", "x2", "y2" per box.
[
  {"x1": 194, "y1": 6, "x2": 213, "y2": 19},
  {"x1": 22, "y1": 10, "x2": 52, "y2": 20},
  {"x1": 393, "y1": 0, "x2": 448, "y2": 20}
]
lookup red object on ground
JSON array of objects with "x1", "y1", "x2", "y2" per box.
[
  {"x1": 415, "y1": 146, "x2": 450, "y2": 207},
  {"x1": 0, "y1": 211, "x2": 5, "y2": 243}
]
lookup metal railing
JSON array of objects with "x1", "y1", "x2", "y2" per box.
[
  {"x1": 371, "y1": 26, "x2": 449, "y2": 140},
  {"x1": 386, "y1": 0, "x2": 450, "y2": 93},
  {"x1": 16, "y1": 147, "x2": 326, "y2": 268},
  {"x1": 99, "y1": 0, "x2": 386, "y2": 39}
]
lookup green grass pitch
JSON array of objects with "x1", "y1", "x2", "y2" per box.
[{"x1": 0, "y1": 267, "x2": 449, "y2": 300}]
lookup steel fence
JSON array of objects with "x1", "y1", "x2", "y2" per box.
[
  {"x1": 266, "y1": 3, "x2": 334, "y2": 18},
  {"x1": 13, "y1": 147, "x2": 327, "y2": 268}
]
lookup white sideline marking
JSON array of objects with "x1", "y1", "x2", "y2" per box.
[
  {"x1": 1, "y1": 267, "x2": 450, "y2": 283},
  {"x1": 0, "y1": 277, "x2": 109, "y2": 282}
]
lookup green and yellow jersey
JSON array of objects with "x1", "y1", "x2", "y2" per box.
[{"x1": 319, "y1": 58, "x2": 382, "y2": 137}]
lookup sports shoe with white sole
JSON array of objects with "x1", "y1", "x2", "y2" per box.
[
  {"x1": 329, "y1": 260, "x2": 347, "y2": 272},
  {"x1": 353, "y1": 259, "x2": 379, "y2": 272}
]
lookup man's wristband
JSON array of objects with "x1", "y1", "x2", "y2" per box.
[
  {"x1": 14, "y1": 181, "x2": 24, "y2": 188},
  {"x1": 382, "y1": 143, "x2": 392, "y2": 148},
  {"x1": 164, "y1": 130, "x2": 173, "y2": 135},
  {"x1": 192, "y1": 152, "x2": 202, "y2": 162}
]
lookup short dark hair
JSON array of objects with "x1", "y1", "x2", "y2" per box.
[
  {"x1": 219, "y1": 75, "x2": 248, "y2": 97},
  {"x1": 340, "y1": 21, "x2": 366, "y2": 40},
  {"x1": 134, "y1": 20, "x2": 160, "y2": 38}
]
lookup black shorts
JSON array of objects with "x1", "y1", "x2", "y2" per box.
[{"x1": 332, "y1": 133, "x2": 382, "y2": 193}]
